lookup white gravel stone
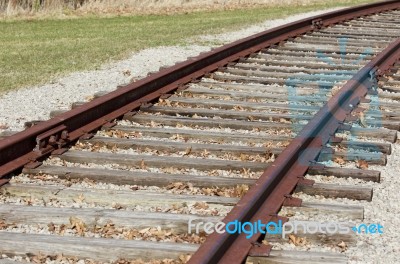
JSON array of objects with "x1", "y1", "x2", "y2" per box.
[
  {"x1": 0, "y1": 45, "x2": 209, "y2": 131},
  {"x1": 345, "y1": 137, "x2": 400, "y2": 264}
]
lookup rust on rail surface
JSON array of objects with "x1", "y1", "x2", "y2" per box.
[{"x1": 188, "y1": 39, "x2": 400, "y2": 264}]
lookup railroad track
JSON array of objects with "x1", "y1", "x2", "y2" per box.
[{"x1": 1, "y1": 1, "x2": 400, "y2": 263}]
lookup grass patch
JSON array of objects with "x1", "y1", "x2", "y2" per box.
[{"x1": 0, "y1": 0, "x2": 377, "y2": 93}]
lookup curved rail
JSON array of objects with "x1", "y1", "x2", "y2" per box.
[
  {"x1": 0, "y1": 0, "x2": 399, "y2": 182},
  {"x1": 188, "y1": 38, "x2": 400, "y2": 263}
]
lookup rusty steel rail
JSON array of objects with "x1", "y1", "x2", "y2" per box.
[
  {"x1": 0, "y1": 0, "x2": 399, "y2": 182},
  {"x1": 188, "y1": 38, "x2": 400, "y2": 263}
]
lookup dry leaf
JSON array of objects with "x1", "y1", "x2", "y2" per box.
[
  {"x1": 201, "y1": 149, "x2": 209, "y2": 157},
  {"x1": 48, "y1": 222, "x2": 56, "y2": 232},
  {"x1": 73, "y1": 193, "x2": 85, "y2": 203},
  {"x1": 112, "y1": 203, "x2": 125, "y2": 210},
  {"x1": 208, "y1": 170, "x2": 219, "y2": 176},
  {"x1": 337, "y1": 241, "x2": 348, "y2": 252},
  {"x1": 240, "y1": 153, "x2": 249, "y2": 161},
  {"x1": 31, "y1": 253, "x2": 47, "y2": 264},
  {"x1": 171, "y1": 134, "x2": 184, "y2": 141},
  {"x1": 266, "y1": 153, "x2": 275, "y2": 162},
  {"x1": 280, "y1": 118, "x2": 291, "y2": 124},
  {"x1": 234, "y1": 105, "x2": 244, "y2": 111},
  {"x1": 210, "y1": 209, "x2": 219, "y2": 216},
  {"x1": 288, "y1": 234, "x2": 307, "y2": 246},
  {"x1": 69, "y1": 216, "x2": 86, "y2": 236},
  {"x1": 140, "y1": 159, "x2": 147, "y2": 170},
  {"x1": 124, "y1": 229, "x2": 138, "y2": 240},
  {"x1": 359, "y1": 112, "x2": 368, "y2": 127},
  {"x1": 193, "y1": 202, "x2": 209, "y2": 210},
  {"x1": 334, "y1": 157, "x2": 346, "y2": 165},
  {"x1": 149, "y1": 121, "x2": 157, "y2": 127},
  {"x1": 356, "y1": 160, "x2": 369, "y2": 170},
  {"x1": 242, "y1": 168, "x2": 251, "y2": 178},
  {"x1": 166, "y1": 182, "x2": 189, "y2": 191},
  {"x1": 55, "y1": 254, "x2": 64, "y2": 262},
  {"x1": 83, "y1": 178, "x2": 95, "y2": 186},
  {"x1": 23, "y1": 196, "x2": 34, "y2": 206},
  {"x1": 201, "y1": 187, "x2": 213, "y2": 196},
  {"x1": 86, "y1": 95, "x2": 95, "y2": 101},
  {"x1": 331, "y1": 85, "x2": 341, "y2": 96},
  {"x1": 184, "y1": 146, "x2": 192, "y2": 156},
  {"x1": 179, "y1": 254, "x2": 191, "y2": 263},
  {"x1": 0, "y1": 220, "x2": 9, "y2": 230},
  {"x1": 163, "y1": 167, "x2": 177, "y2": 174},
  {"x1": 139, "y1": 227, "x2": 151, "y2": 234},
  {"x1": 59, "y1": 224, "x2": 67, "y2": 235},
  {"x1": 233, "y1": 184, "x2": 249, "y2": 198}
]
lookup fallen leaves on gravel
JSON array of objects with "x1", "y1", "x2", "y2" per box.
[
  {"x1": 115, "y1": 255, "x2": 191, "y2": 264},
  {"x1": 288, "y1": 234, "x2": 307, "y2": 246},
  {"x1": 0, "y1": 220, "x2": 10, "y2": 229},
  {"x1": 70, "y1": 216, "x2": 86, "y2": 236},
  {"x1": 103, "y1": 130, "x2": 137, "y2": 139},
  {"x1": 358, "y1": 112, "x2": 368, "y2": 128},
  {"x1": 140, "y1": 159, "x2": 147, "y2": 170},
  {"x1": 232, "y1": 184, "x2": 249, "y2": 197},
  {"x1": 193, "y1": 201, "x2": 209, "y2": 210},
  {"x1": 242, "y1": 168, "x2": 252, "y2": 177},
  {"x1": 183, "y1": 146, "x2": 192, "y2": 156},
  {"x1": 27, "y1": 253, "x2": 93, "y2": 264},
  {"x1": 279, "y1": 118, "x2": 291, "y2": 124},
  {"x1": 150, "y1": 120, "x2": 158, "y2": 127},
  {"x1": 85, "y1": 95, "x2": 95, "y2": 101},
  {"x1": 31, "y1": 252, "x2": 48, "y2": 264},
  {"x1": 83, "y1": 177, "x2": 96, "y2": 186},
  {"x1": 240, "y1": 153, "x2": 249, "y2": 161},
  {"x1": 200, "y1": 149, "x2": 210, "y2": 157},
  {"x1": 23, "y1": 196, "x2": 35, "y2": 206},
  {"x1": 112, "y1": 202, "x2": 126, "y2": 210},
  {"x1": 337, "y1": 241, "x2": 348, "y2": 252},
  {"x1": 73, "y1": 193, "x2": 86, "y2": 203},
  {"x1": 165, "y1": 182, "x2": 249, "y2": 198},
  {"x1": 27, "y1": 253, "x2": 191, "y2": 264},
  {"x1": 334, "y1": 157, "x2": 346, "y2": 165},
  {"x1": 331, "y1": 85, "x2": 341, "y2": 96},
  {"x1": 47, "y1": 222, "x2": 56, "y2": 232},
  {"x1": 158, "y1": 99, "x2": 172, "y2": 107},
  {"x1": 356, "y1": 160, "x2": 369, "y2": 170},
  {"x1": 166, "y1": 182, "x2": 192, "y2": 191},
  {"x1": 170, "y1": 134, "x2": 185, "y2": 141}
]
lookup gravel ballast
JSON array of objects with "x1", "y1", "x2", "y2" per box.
[{"x1": 1, "y1": 7, "x2": 399, "y2": 264}]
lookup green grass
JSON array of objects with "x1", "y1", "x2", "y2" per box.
[{"x1": 0, "y1": 0, "x2": 377, "y2": 93}]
